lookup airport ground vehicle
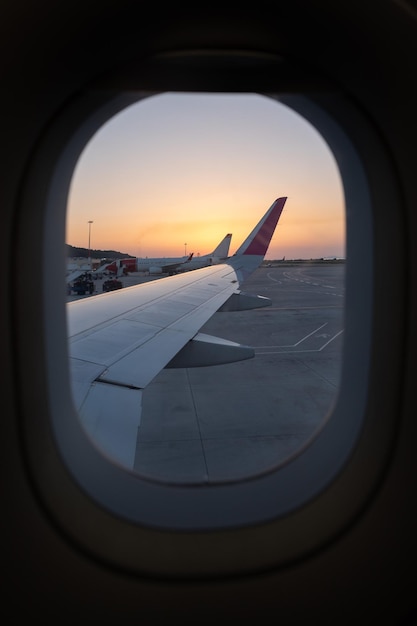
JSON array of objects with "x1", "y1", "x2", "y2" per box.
[
  {"x1": 69, "y1": 274, "x2": 95, "y2": 295},
  {"x1": 102, "y1": 278, "x2": 123, "y2": 292},
  {"x1": 1, "y1": 2, "x2": 416, "y2": 624}
]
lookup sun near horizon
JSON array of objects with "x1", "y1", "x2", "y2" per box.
[{"x1": 66, "y1": 93, "x2": 345, "y2": 261}]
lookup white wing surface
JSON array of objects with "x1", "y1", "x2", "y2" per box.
[{"x1": 67, "y1": 197, "x2": 287, "y2": 467}]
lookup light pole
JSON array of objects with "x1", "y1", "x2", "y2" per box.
[
  {"x1": 88, "y1": 220, "x2": 93, "y2": 270},
  {"x1": 184, "y1": 242, "x2": 187, "y2": 256}
]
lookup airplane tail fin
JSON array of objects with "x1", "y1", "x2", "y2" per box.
[
  {"x1": 211, "y1": 233, "x2": 232, "y2": 259},
  {"x1": 228, "y1": 197, "x2": 287, "y2": 279}
]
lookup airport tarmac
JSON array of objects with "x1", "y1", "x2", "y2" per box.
[
  {"x1": 130, "y1": 262, "x2": 344, "y2": 485},
  {"x1": 68, "y1": 262, "x2": 345, "y2": 485}
]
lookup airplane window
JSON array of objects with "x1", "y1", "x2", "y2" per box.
[
  {"x1": 66, "y1": 93, "x2": 345, "y2": 484},
  {"x1": 11, "y1": 15, "x2": 406, "y2": 582},
  {"x1": 16, "y1": 38, "x2": 402, "y2": 574},
  {"x1": 20, "y1": 69, "x2": 383, "y2": 574}
]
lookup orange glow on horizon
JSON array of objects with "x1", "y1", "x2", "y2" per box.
[{"x1": 66, "y1": 93, "x2": 345, "y2": 260}]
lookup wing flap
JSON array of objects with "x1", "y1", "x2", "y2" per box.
[
  {"x1": 77, "y1": 381, "x2": 142, "y2": 468},
  {"x1": 218, "y1": 291, "x2": 272, "y2": 312},
  {"x1": 166, "y1": 332, "x2": 255, "y2": 368}
]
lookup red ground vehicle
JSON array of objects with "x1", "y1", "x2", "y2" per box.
[{"x1": 102, "y1": 279, "x2": 123, "y2": 292}]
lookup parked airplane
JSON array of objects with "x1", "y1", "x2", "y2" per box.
[
  {"x1": 108, "y1": 231, "x2": 232, "y2": 276},
  {"x1": 2, "y1": 3, "x2": 416, "y2": 624},
  {"x1": 68, "y1": 198, "x2": 285, "y2": 467},
  {"x1": 176, "y1": 232, "x2": 232, "y2": 272},
  {"x1": 106, "y1": 251, "x2": 194, "y2": 276}
]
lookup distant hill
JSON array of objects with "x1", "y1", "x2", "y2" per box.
[{"x1": 66, "y1": 244, "x2": 134, "y2": 260}]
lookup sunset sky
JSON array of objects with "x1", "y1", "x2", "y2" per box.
[{"x1": 66, "y1": 93, "x2": 345, "y2": 260}]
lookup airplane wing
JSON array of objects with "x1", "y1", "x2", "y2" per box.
[
  {"x1": 66, "y1": 269, "x2": 86, "y2": 284},
  {"x1": 67, "y1": 197, "x2": 287, "y2": 467},
  {"x1": 66, "y1": 261, "x2": 113, "y2": 283},
  {"x1": 158, "y1": 252, "x2": 194, "y2": 274},
  {"x1": 93, "y1": 261, "x2": 114, "y2": 274}
]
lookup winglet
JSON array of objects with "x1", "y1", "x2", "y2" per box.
[
  {"x1": 233, "y1": 197, "x2": 287, "y2": 257},
  {"x1": 226, "y1": 197, "x2": 287, "y2": 282}
]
